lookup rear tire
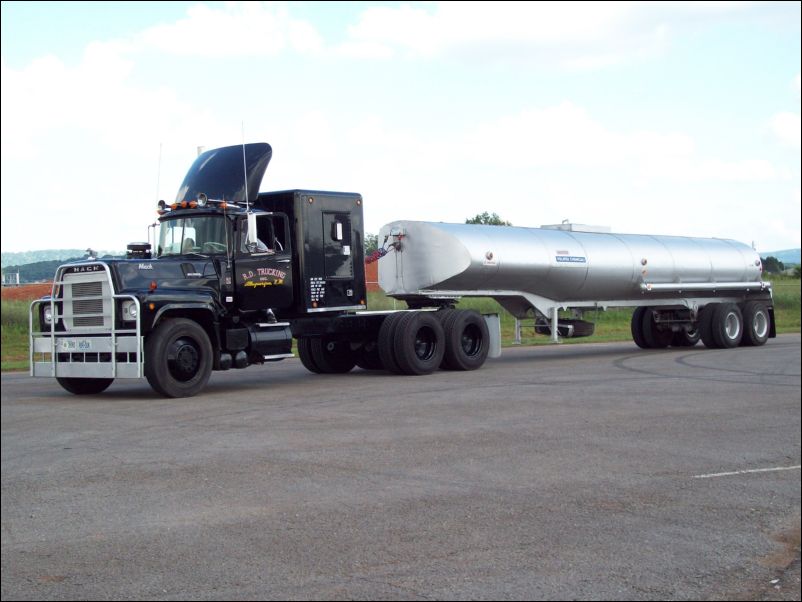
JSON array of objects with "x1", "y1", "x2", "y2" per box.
[
  {"x1": 641, "y1": 308, "x2": 672, "y2": 348},
  {"x1": 740, "y1": 301, "x2": 770, "y2": 347},
  {"x1": 698, "y1": 305, "x2": 719, "y2": 349},
  {"x1": 711, "y1": 303, "x2": 743, "y2": 348},
  {"x1": 441, "y1": 310, "x2": 489, "y2": 370},
  {"x1": 310, "y1": 337, "x2": 357, "y2": 373},
  {"x1": 297, "y1": 338, "x2": 323, "y2": 374},
  {"x1": 631, "y1": 307, "x2": 650, "y2": 349},
  {"x1": 356, "y1": 340, "x2": 384, "y2": 370},
  {"x1": 671, "y1": 328, "x2": 700, "y2": 347},
  {"x1": 56, "y1": 377, "x2": 114, "y2": 395},
  {"x1": 393, "y1": 312, "x2": 445, "y2": 375},
  {"x1": 378, "y1": 313, "x2": 405, "y2": 374}
]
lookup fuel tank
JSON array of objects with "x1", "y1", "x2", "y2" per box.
[{"x1": 377, "y1": 221, "x2": 764, "y2": 303}]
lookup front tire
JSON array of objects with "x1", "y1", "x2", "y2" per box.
[
  {"x1": 145, "y1": 318, "x2": 213, "y2": 398},
  {"x1": 56, "y1": 377, "x2": 114, "y2": 395}
]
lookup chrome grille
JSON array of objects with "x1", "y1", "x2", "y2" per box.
[
  {"x1": 71, "y1": 282, "x2": 104, "y2": 326},
  {"x1": 63, "y1": 271, "x2": 110, "y2": 330},
  {"x1": 72, "y1": 281, "x2": 103, "y2": 297}
]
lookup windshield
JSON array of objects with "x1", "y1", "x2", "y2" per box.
[{"x1": 157, "y1": 215, "x2": 230, "y2": 257}]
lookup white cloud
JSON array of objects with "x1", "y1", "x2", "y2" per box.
[
  {"x1": 770, "y1": 112, "x2": 801, "y2": 149},
  {"x1": 136, "y1": 2, "x2": 323, "y2": 57},
  {"x1": 769, "y1": 74, "x2": 802, "y2": 149},
  {"x1": 340, "y1": 1, "x2": 755, "y2": 67}
]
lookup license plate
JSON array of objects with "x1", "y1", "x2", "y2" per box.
[{"x1": 59, "y1": 338, "x2": 93, "y2": 352}]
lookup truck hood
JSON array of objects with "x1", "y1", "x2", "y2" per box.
[
  {"x1": 89, "y1": 259, "x2": 220, "y2": 294},
  {"x1": 174, "y1": 143, "x2": 272, "y2": 205}
]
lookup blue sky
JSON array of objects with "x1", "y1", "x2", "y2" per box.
[{"x1": 1, "y1": 1, "x2": 800, "y2": 253}]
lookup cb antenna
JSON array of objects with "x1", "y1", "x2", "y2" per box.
[
  {"x1": 155, "y1": 142, "x2": 163, "y2": 204},
  {"x1": 241, "y1": 122, "x2": 249, "y2": 212}
]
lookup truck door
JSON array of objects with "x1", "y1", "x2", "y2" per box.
[{"x1": 235, "y1": 213, "x2": 293, "y2": 311}]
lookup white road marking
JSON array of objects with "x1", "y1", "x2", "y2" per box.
[{"x1": 692, "y1": 465, "x2": 801, "y2": 479}]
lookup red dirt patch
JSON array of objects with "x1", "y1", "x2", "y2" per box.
[{"x1": 1, "y1": 283, "x2": 52, "y2": 302}]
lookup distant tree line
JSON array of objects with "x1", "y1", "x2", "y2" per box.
[
  {"x1": 466, "y1": 212, "x2": 512, "y2": 226},
  {"x1": 761, "y1": 256, "x2": 785, "y2": 274},
  {"x1": 2, "y1": 254, "x2": 120, "y2": 283}
]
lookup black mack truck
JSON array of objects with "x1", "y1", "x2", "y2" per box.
[{"x1": 29, "y1": 143, "x2": 491, "y2": 397}]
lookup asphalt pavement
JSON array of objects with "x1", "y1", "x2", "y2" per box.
[{"x1": 2, "y1": 335, "x2": 800, "y2": 600}]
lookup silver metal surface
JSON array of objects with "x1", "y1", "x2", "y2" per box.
[
  {"x1": 29, "y1": 262, "x2": 143, "y2": 380},
  {"x1": 378, "y1": 221, "x2": 769, "y2": 317}
]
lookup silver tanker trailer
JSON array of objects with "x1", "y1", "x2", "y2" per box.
[{"x1": 377, "y1": 220, "x2": 774, "y2": 351}]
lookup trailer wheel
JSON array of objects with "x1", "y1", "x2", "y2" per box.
[
  {"x1": 442, "y1": 310, "x2": 489, "y2": 370},
  {"x1": 145, "y1": 318, "x2": 213, "y2": 398},
  {"x1": 671, "y1": 328, "x2": 700, "y2": 347},
  {"x1": 56, "y1": 377, "x2": 114, "y2": 395},
  {"x1": 310, "y1": 337, "x2": 357, "y2": 373},
  {"x1": 740, "y1": 301, "x2": 770, "y2": 347},
  {"x1": 632, "y1": 307, "x2": 671, "y2": 349},
  {"x1": 378, "y1": 313, "x2": 406, "y2": 374},
  {"x1": 393, "y1": 311, "x2": 445, "y2": 375},
  {"x1": 711, "y1": 303, "x2": 743, "y2": 348},
  {"x1": 698, "y1": 305, "x2": 719, "y2": 348},
  {"x1": 297, "y1": 338, "x2": 323, "y2": 374},
  {"x1": 631, "y1": 307, "x2": 649, "y2": 348}
]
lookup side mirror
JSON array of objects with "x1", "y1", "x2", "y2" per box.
[{"x1": 247, "y1": 212, "x2": 257, "y2": 249}]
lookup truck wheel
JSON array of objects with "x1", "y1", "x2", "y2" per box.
[
  {"x1": 145, "y1": 318, "x2": 213, "y2": 398},
  {"x1": 297, "y1": 338, "x2": 323, "y2": 374},
  {"x1": 310, "y1": 337, "x2": 357, "y2": 373},
  {"x1": 711, "y1": 303, "x2": 743, "y2": 348},
  {"x1": 740, "y1": 301, "x2": 770, "y2": 347},
  {"x1": 356, "y1": 341, "x2": 384, "y2": 370},
  {"x1": 393, "y1": 311, "x2": 445, "y2": 375},
  {"x1": 698, "y1": 305, "x2": 719, "y2": 348},
  {"x1": 56, "y1": 377, "x2": 114, "y2": 395},
  {"x1": 671, "y1": 328, "x2": 700, "y2": 347},
  {"x1": 631, "y1": 307, "x2": 650, "y2": 348},
  {"x1": 378, "y1": 313, "x2": 406, "y2": 374},
  {"x1": 442, "y1": 310, "x2": 489, "y2": 370}
]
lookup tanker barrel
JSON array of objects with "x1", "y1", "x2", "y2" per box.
[{"x1": 377, "y1": 220, "x2": 764, "y2": 308}]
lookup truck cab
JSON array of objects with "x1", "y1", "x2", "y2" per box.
[{"x1": 30, "y1": 143, "x2": 369, "y2": 398}]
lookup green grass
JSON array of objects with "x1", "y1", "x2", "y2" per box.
[
  {"x1": 2, "y1": 277, "x2": 799, "y2": 371},
  {"x1": 770, "y1": 277, "x2": 802, "y2": 333},
  {"x1": 1, "y1": 300, "x2": 30, "y2": 371}
]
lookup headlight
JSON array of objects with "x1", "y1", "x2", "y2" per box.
[
  {"x1": 122, "y1": 300, "x2": 139, "y2": 321},
  {"x1": 43, "y1": 305, "x2": 53, "y2": 325}
]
